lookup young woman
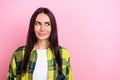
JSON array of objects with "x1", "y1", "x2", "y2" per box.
[{"x1": 7, "y1": 7, "x2": 72, "y2": 80}]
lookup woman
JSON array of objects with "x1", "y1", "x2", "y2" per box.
[{"x1": 7, "y1": 7, "x2": 72, "y2": 80}]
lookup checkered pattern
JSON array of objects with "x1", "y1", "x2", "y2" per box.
[{"x1": 7, "y1": 46, "x2": 72, "y2": 80}]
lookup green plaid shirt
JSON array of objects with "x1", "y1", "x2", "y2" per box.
[{"x1": 7, "y1": 46, "x2": 72, "y2": 80}]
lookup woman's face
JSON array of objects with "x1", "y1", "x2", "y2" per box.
[{"x1": 34, "y1": 13, "x2": 51, "y2": 41}]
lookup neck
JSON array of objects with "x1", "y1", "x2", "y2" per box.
[{"x1": 34, "y1": 40, "x2": 50, "y2": 50}]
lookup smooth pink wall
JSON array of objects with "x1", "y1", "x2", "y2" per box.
[{"x1": 0, "y1": 0, "x2": 120, "y2": 80}]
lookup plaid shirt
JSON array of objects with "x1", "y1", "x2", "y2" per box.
[{"x1": 7, "y1": 46, "x2": 72, "y2": 80}]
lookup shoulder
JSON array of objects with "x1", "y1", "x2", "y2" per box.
[
  {"x1": 59, "y1": 46, "x2": 70, "y2": 59},
  {"x1": 13, "y1": 46, "x2": 25, "y2": 57},
  {"x1": 10, "y1": 46, "x2": 26, "y2": 62},
  {"x1": 15, "y1": 46, "x2": 25, "y2": 52}
]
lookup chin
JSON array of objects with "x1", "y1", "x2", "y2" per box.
[{"x1": 38, "y1": 37, "x2": 49, "y2": 41}]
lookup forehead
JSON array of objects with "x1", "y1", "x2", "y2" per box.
[{"x1": 35, "y1": 13, "x2": 50, "y2": 22}]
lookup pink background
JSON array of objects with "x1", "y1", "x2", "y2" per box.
[{"x1": 0, "y1": 0, "x2": 120, "y2": 80}]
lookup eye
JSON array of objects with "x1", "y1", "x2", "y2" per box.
[
  {"x1": 45, "y1": 22, "x2": 50, "y2": 26},
  {"x1": 35, "y1": 21, "x2": 41, "y2": 26}
]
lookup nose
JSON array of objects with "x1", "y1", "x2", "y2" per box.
[{"x1": 40, "y1": 24, "x2": 45, "y2": 31}]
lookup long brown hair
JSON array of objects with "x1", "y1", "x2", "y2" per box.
[{"x1": 21, "y1": 7, "x2": 62, "y2": 74}]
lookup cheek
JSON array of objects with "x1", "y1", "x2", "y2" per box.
[
  {"x1": 34, "y1": 26, "x2": 39, "y2": 31},
  {"x1": 48, "y1": 28, "x2": 52, "y2": 34},
  {"x1": 34, "y1": 26, "x2": 36, "y2": 32},
  {"x1": 46, "y1": 27, "x2": 52, "y2": 34},
  {"x1": 34, "y1": 26, "x2": 39, "y2": 36}
]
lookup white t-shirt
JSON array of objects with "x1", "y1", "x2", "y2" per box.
[{"x1": 33, "y1": 49, "x2": 48, "y2": 80}]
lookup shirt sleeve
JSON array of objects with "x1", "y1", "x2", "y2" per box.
[
  {"x1": 66, "y1": 57, "x2": 72, "y2": 80},
  {"x1": 7, "y1": 52, "x2": 17, "y2": 80},
  {"x1": 62, "y1": 48, "x2": 73, "y2": 80}
]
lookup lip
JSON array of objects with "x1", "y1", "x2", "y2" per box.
[{"x1": 38, "y1": 33, "x2": 46, "y2": 36}]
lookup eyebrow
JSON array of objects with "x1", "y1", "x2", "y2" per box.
[
  {"x1": 35, "y1": 21, "x2": 41, "y2": 23},
  {"x1": 35, "y1": 21, "x2": 50, "y2": 23}
]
